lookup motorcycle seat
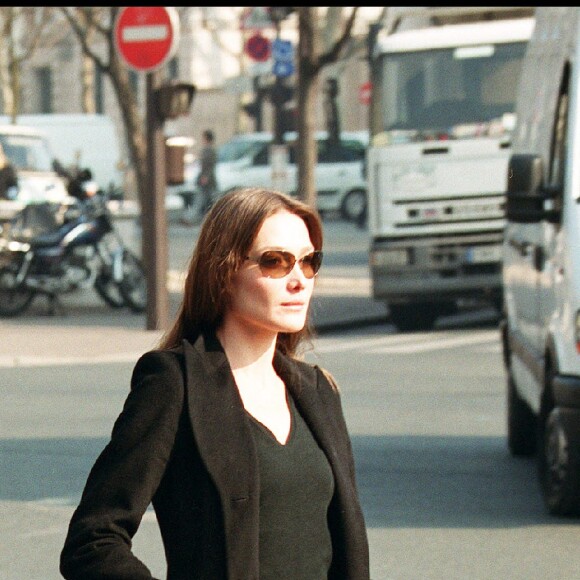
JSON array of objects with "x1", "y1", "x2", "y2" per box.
[
  {"x1": 28, "y1": 230, "x2": 69, "y2": 248},
  {"x1": 11, "y1": 220, "x2": 78, "y2": 248}
]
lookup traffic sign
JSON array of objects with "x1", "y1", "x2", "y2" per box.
[
  {"x1": 272, "y1": 39, "x2": 294, "y2": 78},
  {"x1": 245, "y1": 33, "x2": 271, "y2": 62},
  {"x1": 114, "y1": 7, "x2": 180, "y2": 72},
  {"x1": 359, "y1": 81, "x2": 372, "y2": 105},
  {"x1": 273, "y1": 60, "x2": 294, "y2": 78},
  {"x1": 272, "y1": 38, "x2": 293, "y2": 62}
]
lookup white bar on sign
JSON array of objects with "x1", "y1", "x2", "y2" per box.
[{"x1": 122, "y1": 24, "x2": 168, "y2": 43}]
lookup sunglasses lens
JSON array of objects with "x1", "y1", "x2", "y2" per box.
[
  {"x1": 258, "y1": 251, "x2": 293, "y2": 278},
  {"x1": 256, "y1": 250, "x2": 323, "y2": 279},
  {"x1": 300, "y1": 251, "x2": 323, "y2": 278}
]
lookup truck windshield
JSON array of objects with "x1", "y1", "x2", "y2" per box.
[
  {"x1": 0, "y1": 134, "x2": 53, "y2": 172},
  {"x1": 379, "y1": 41, "x2": 528, "y2": 139}
]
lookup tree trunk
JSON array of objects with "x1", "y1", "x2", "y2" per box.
[{"x1": 296, "y1": 7, "x2": 319, "y2": 209}]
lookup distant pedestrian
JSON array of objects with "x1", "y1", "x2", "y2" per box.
[
  {"x1": 60, "y1": 187, "x2": 370, "y2": 580},
  {"x1": 0, "y1": 142, "x2": 18, "y2": 200},
  {"x1": 197, "y1": 128, "x2": 217, "y2": 213}
]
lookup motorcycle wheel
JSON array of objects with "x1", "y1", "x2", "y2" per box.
[
  {"x1": 0, "y1": 268, "x2": 35, "y2": 317},
  {"x1": 94, "y1": 270, "x2": 125, "y2": 309},
  {"x1": 119, "y1": 250, "x2": 147, "y2": 313}
]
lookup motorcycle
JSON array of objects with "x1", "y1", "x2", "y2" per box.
[{"x1": 0, "y1": 167, "x2": 147, "y2": 317}]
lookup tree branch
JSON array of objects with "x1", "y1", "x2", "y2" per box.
[
  {"x1": 316, "y1": 7, "x2": 359, "y2": 73},
  {"x1": 59, "y1": 7, "x2": 111, "y2": 73}
]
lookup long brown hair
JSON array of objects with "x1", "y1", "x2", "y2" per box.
[{"x1": 158, "y1": 187, "x2": 323, "y2": 357}]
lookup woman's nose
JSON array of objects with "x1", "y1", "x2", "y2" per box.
[{"x1": 286, "y1": 262, "x2": 307, "y2": 288}]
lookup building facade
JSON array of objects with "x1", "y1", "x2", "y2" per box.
[{"x1": 14, "y1": 7, "x2": 379, "y2": 196}]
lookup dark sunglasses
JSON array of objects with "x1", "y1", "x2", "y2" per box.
[{"x1": 245, "y1": 250, "x2": 323, "y2": 279}]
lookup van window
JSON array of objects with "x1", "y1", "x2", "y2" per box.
[
  {"x1": 218, "y1": 139, "x2": 267, "y2": 162},
  {"x1": 0, "y1": 134, "x2": 53, "y2": 172},
  {"x1": 548, "y1": 68, "x2": 569, "y2": 192},
  {"x1": 252, "y1": 144, "x2": 270, "y2": 166},
  {"x1": 547, "y1": 66, "x2": 570, "y2": 218},
  {"x1": 318, "y1": 139, "x2": 366, "y2": 163}
]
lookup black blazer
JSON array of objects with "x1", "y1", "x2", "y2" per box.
[{"x1": 60, "y1": 332, "x2": 370, "y2": 580}]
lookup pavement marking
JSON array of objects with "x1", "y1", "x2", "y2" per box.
[
  {"x1": 0, "y1": 352, "x2": 146, "y2": 369},
  {"x1": 314, "y1": 330, "x2": 440, "y2": 353},
  {"x1": 367, "y1": 332, "x2": 499, "y2": 354},
  {"x1": 315, "y1": 329, "x2": 500, "y2": 354}
]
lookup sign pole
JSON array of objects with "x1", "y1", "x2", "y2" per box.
[
  {"x1": 114, "y1": 6, "x2": 182, "y2": 331},
  {"x1": 144, "y1": 70, "x2": 170, "y2": 330}
]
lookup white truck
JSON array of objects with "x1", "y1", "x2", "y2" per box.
[
  {"x1": 366, "y1": 7, "x2": 535, "y2": 331},
  {"x1": 502, "y1": 6, "x2": 580, "y2": 516}
]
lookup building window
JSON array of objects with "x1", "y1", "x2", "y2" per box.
[{"x1": 36, "y1": 67, "x2": 52, "y2": 113}]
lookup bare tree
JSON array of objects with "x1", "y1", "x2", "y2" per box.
[
  {"x1": 59, "y1": 7, "x2": 148, "y2": 209},
  {"x1": 295, "y1": 6, "x2": 359, "y2": 208},
  {"x1": 0, "y1": 7, "x2": 59, "y2": 121}
]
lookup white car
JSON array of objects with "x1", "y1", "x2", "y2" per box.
[{"x1": 214, "y1": 130, "x2": 368, "y2": 222}]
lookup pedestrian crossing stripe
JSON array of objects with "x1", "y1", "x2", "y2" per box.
[{"x1": 313, "y1": 329, "x2": 500, "y2": 354}]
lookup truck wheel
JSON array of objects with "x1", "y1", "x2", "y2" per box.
[
  {"x1": 539, "y1": 407, "x2": 580, "y2": 516},
  {"x1": 507, "y1": 368, "x2": 536, "y2": 456},
  {"x1": 388, "y1": 302, "x2": 438, "y2": 332}
]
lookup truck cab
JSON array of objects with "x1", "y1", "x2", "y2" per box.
[{"x1": 366, "y1": 7, "x2": 535, "y2": 331}]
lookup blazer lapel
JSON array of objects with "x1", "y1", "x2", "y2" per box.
[{"x1": 182, "y1": 334, "x2": 257, "y2": 501}]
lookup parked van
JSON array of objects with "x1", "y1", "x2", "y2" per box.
[
  {"x1": 0, "y1": 114, "x2": 125, "y2": 195},
  {"x1": 0, "y1": 124, "x2": 69, "y2": 204},
  {"x1": 214, "y1": 131, "x2": 369, "y2": 222},
  {"x1": 502, "y1": 7, "x2": 580, "y2": 515}
]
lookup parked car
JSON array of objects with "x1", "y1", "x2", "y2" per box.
[{"x1": 213, "y1": 130, "x2": 369, "y2": 222}]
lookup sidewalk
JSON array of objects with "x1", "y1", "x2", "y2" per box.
[{"x1": 0, "y1": 268, "x2": 387, "y2": 368}]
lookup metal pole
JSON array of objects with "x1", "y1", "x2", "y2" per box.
[
  {"x1": 272, "y1": 19, "x2": 284, "y2": 145},
  {"x1": 143, "y1": 71, "x2": 170, "y2": 330}
]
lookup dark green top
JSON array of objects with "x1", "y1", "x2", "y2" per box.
[{"x1": 247, "y1": 391, "x2": 335, "y2": 579}]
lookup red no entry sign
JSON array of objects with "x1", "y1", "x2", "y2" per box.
[
  {"x1": 245, "y1": 33, "x2": 271, "y2": 62},
  {"x1": 114, "y1": 6, "x2": 180, "y2": 72}
]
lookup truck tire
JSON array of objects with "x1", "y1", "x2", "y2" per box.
[
  {"x1": 507, "y1": 369, "x2": 536, "y2": 456},
  {"x1": 388, "y1": 302, "x2": 438, "y2": 332},
  {"x1": 539, "y1": 407, "x2": 580, "y2": 516}
]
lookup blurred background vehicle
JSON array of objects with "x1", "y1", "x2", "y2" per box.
[
  {"x1": 0, "y1": 175, "x2": 146, "y2": 317},
  {"x1": 209, "y1": 130, "x2": 368, "y2": 222},
  {"x1": 0, "y1": 124, "x2": 69, "y2": 206}
]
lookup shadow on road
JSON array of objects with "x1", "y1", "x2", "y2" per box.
[
  {"x1": 0, "y1": 437, "x2": 107, "y2": 505},
  {"x1": 352, "y1": 434, "x2": 577, "y2": 529},
  {"x1": 1, "y1": 433, "x2": 576, "y2": 531}
]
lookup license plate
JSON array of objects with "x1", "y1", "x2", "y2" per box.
[{"x1": 465, "y1": 245, "x2": 502, "y2": 264}]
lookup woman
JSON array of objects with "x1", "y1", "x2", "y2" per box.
[{"x1": 60, "y1": 187, "x2": 370, "y2": 579}]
